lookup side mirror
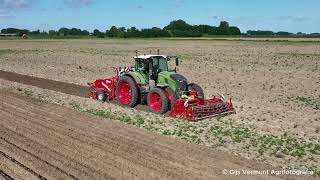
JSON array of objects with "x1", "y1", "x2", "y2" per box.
[{"x1": 175, "y1": 58, "x2": 179, "y2": 66}]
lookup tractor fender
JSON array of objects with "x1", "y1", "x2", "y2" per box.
[{"x1": 123, "y1": 71, "x2": 147, "y2": 85}]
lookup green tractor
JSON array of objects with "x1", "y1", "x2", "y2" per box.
[
  {"x1": 88, "y1": 53, "x2": 235, "y2": 121},
  {"x1": 119, "y1": 54, "x2": 203, "y2": 113}
]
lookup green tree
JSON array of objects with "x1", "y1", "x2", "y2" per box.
[
  {"x1": 219, "y1": 21, "x2": 229, "y2": 29},
  {"x1": 276, "y1": 31, "x2": 292, "y2": 36},
  {"x1": 93, "y1": 29, "x2": 100, "y2": 36},
  {"x1": 48, "y1": 30, "x2": 57, "y2": 36},
  {"x1": 107, "y1": 26, "x2": 119, "y2": 37},
  {"x1": 164, "y1": 19, "x2": 200, "y2": 37},
  {"x1": 229, "y1": 26, "x2": 241, "y2": 35},
  {"x1": 81, "y1": 30, "x2": 90, "y2": 36},
  {"x1": 117, "y1": 27, "x2": 126, "y2": 37},
  {"x1": 70, "y1": 28, "x2": 81, "y2": 35},
  {"x1": 58, "y1": 27, "x2": 69, "y2": 36},
  {"x1": 126, "y1": 27, "x2": 140, "y2": 37},
  {"x1": 164, "y1": 19, "x2": 192, "y2": 31},
  {"x1": 97, "y1": 32, "x2": 105, "y2": 38},
  {"x1": 31, "y1": 30, "x2": 40, "y2": 34},
  {"x1": 247, "y1": 30, "x2": 274, "y2": 36}
]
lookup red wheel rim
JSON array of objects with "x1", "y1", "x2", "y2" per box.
[
  {"x1": 117, "y1": 80, "x2": 132, "y2": 105},
  {"x1": 165, "y1": 90, "x2": 172, "y2": 103},
  {"x1": 149, "y1": 92, "x2": 162, "y2": 112}
]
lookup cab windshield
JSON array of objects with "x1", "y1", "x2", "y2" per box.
[{"x1": 152, "y1": 57, "x2": 168, "y2": 72}]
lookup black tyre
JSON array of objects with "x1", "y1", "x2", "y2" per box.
[
  {"x1": 148, "y1": 88, "x2": 169, "y2": 114},
  {"x1": 187, "y1": 83, "x2": 204, "y2": 98},
  {"x1": 97, "y1": 90, "x2": 107, "y2": 102},
  {"x1": 165, "y1": 87, "x2": 177, "y2": 110},
  {"x1": 116, "y1": 76, "x2": 139, "y2": 107}
]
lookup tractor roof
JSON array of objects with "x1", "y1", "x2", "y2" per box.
[{"x1": 134, "y1": 54, "x2": 167, "y2": 59}]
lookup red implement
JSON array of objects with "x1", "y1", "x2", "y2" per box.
[{"x1": 169, "y1": 96, "x2": 235, "y2": 121}]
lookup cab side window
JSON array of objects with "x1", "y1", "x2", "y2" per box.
[{"x1": 152, "y1": 58, "x2": 159, "y2": 71}]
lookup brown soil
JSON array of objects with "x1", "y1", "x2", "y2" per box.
[
  {"x1": 0, "y1": 70, "x2": 152, "y2": 113},
  {"x1": 0, "y1": 70, "x2": 88, "y2": 97},
  {"x1": 0, "y1": 39, "x2": 319, "y2": 178},
  {"x1": 0, "y1": 90, "x2": 291, "y2": 180},
  {"x1": 0, "y1": 39, "x2": 319, "y2": 139}
]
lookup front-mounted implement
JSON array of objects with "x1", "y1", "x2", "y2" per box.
[{"x1": 88, "y1": 51, "x2": 235, "y2": 121}]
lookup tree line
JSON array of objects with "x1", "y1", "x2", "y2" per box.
[
  {"x1": 246, "y1": 30, "x2": 320, "y2": 37},
  {"x1": 0, "y1": 28, "x2": 90, "y2": 36},
  {"x1": 1, "y1": 20, "x2": 240, "y2": 38},
  {"x1": 1, "y1": 19, "x2": 318, "y2": 38}
]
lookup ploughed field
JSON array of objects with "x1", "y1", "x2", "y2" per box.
[
  {"x1": 1, "y1": 91, "x2": 282, "y2": 180},
  {"x1": 0, "y1": 39, "x2": 319, "y2": 139},
  {"x1": 0, "y1": 39, "x2": 319, "y2": 177}
]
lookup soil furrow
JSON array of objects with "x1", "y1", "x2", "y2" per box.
[
  {"x1": 0, "y1": 92, "x2": 213, "y2": 159},
  {"x1": 0, "y1": 153, "x2": 38, "y2": 180},
  {"x1": 0, "y1": 151, "x2": 46, "y2": 180},
  {"x1": 0, "y1": 136, "x2": 81, "y2": 179},
  {"x1": 0, "y1": 169, "x2": 14, "y2": 180},
  {"x1": 0, "y1": 93, "x2": 218, "y2": 173},
  {"x1": 0, "y1": 69, "x2": 149, "y2": 112},
  {"x1": 0, "y1": 104, "x2": 203, "y2": 179},
  {"x1": 0, "y1": 137, "x2": 79, "y2": 180},
  {"x1": 0, "y1": 70, "x2": 88, "y2": 97},
  {"x1": 0, "y1": 90, "x2": 292, "y2": 179},
  {"x1": 0, "y1": 101, "x2": 191, "y2": 179},
  {"x1": 0, "y1": 152, "x2": 40, "y2": 180},
  {"x1": 0, "y1": 115, "x2": 132, "y2": 179}
]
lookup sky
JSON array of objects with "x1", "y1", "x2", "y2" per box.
[{"x1": 0, "y1": 0, "x2": 319, "y2": 33}]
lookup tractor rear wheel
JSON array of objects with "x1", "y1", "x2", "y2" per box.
[
  {"x1": 116, "y1": 76, "x2": 139, "y2": 107},
  {"x1": 187, "y1": 83, "x2": 204, "y2": 98},
  {"x1": 148, "y1": 88, "x2": 169, "y2": 114}
]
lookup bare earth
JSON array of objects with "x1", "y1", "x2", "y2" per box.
[
  {"x1": 0, "y1": 39, "x2": 319, "y2": 139},
  {"x1": 0, "y1": 39, "x2": 319, "y2": 178},
  {"x1": 0, "y1": 90, "x2": 285, "y2": 180}
]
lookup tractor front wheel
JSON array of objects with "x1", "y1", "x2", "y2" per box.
[
  {"x1": 116, "y1": 76, "x2": 139, "y2": 107},
  {"x1": 148, "y1": 88, "x2": 169, "y2": 114}
]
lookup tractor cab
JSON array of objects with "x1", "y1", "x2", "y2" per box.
[{"x1": 133, "y1": 54, "x2": 178, "y2": 82}]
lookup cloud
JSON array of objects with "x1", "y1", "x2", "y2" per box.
[
  {"x1": 0, "y1": 0, "x2": 33, "y2": 19},
  {"x1": 64, "y1": 0, "x2": 94, "y2": 8},
  {"x1": 40, "y1": 7, "x2": 47, "y2": 11},
  {"x1": 0, "y1": 14, "x2": 14, "y2": 19},
  {"x1": 174, "y1": 0, "x2": 184, "y2": 7},
  {"x1": 208, "y1": 15, "x2": 313, "y2": 24},
  {"x1": 208, "y1": 15, "x2": 230, "y2": 21},
  {"x1": 168, "y1": 0, "x2": 185, "y2": 8},
  {"x1": 277, "y1": 16, "x2": 312, "y2": 22},
  {"x1": 162, "y1": 0, "x2": 186, "y2": 16},
  {"x1": 0, "y1": 0, "x2": 32, "y2": 10},
  {"x1": 209, "y1": 16, "x2": 218, "y2": 20},
  {"x1": 136, "y1": 5, "x2": 143, "y2": 9}
]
